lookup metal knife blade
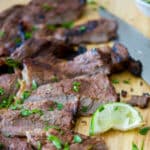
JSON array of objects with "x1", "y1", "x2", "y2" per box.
[{"x1": 100, "y1": 8, "x2": 150, "y2": 84}]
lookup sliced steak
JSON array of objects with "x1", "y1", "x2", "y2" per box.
[
  {"x1": 26, "y1": 73, "x2": 118, "y2": 115},
  {"x1": 26, "y1": 128, "x2": 107, "y2": 150},
  {"x1": 25, "y1": 0, "x2": 86, "y2": 25},
  {"x1": 0, "y1": 95, "x2": 78, "y2": 136},
  {"x1": 0, "y1": 134, "x2": 32, "y2": 150},
  {"x1": 0, "y1": 74, "x2": 19, "y2": 103},
  {"x1": 127, "y1": 94, "x2": 150, "y2": 108},
  {"x1": 57, "y1": 18, "x2": 117, "y2": 44}
]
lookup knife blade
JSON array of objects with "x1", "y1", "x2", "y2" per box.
[{"x1": 100, "y1": 8, "x2": 150, "y2": 84}]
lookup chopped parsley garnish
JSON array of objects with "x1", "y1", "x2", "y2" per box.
[
  {"x1": 37, "y1": 141, "x2": 42, "y2": 150},
  {"x1": 0, "y1": 31, "x2": 5, "y2": 38},
  {"x1": 111, "y1": 79, "x2": 119, "y2": 84},
  {"x1": 62, "y1": 21, "x2": 74, "y2": 29},
  {"x1": 72, "y1": 81, "x2": 81, "y2": 92},
  {"x1": 64, "y1": 143, "x2": 70, "y2": 150},
  {"x1": 21, "y1": 91, "x2": 31, "y2": 100},
  {"x1": 51, "y1": 75, "x2": 59, "y2": 82},
  {"x1": 56, "y1": 102, "x2": 64, "y2": 110},
  {"x1": 44, "y1": 125, "x2": 60, "y2": 131},
  {"x1": 15, "y1": 80, "x2": 20, "y2": 89},
  {"x1": 79, "y1": 26, "x2": 86, "y2": 32},
  {"x1": 0, "y1": 87, "x2": 4, "y2": 96},
  {"x1": 5, "y1": 58, "x2": 20, "y2": 68},
  {"x1": 73, "y1": 135, "x2": 82, "y2": 143},
  {"x1": 123, "y1": 80, "x2": 130, "y2": 84},
  {"x1": 49, "y1": 107, "x2": 54, "y2": 111},
  {"x1": 0, "y1": 95, "x2": 14, "y2": 109},
  {"x1": 42, "y1": 3, "x2": 53, "y2": 11},
  {"x1": 81, "y1": 106, "x2": 88, "y2": 112},
  {"x1": 47, "y1": 134, "x2": 63, "y2": 149},
  {"x1": 20, "y1": 108, "x2": 43, "y2": 117},
  {"x1": 139, "y1": 126, "x2": 150, "y2": 135},
  {"x1": 99, "y1": 105, "x2": 105, "y2": 112},
  {"x1": 46, "y1": 24, "x2": 57, "y2": 31},
  {"x1": 14, "y1": 37, "x2": 22, "y2": 45},
  {"x1": 10, "y1": 103, "x2": 22, "y2": 110},
  {"x1": 32, "y1": 80, "x2": 38, "y2": 90},
  {"x1": 24, "y1": 32, "x2": 32, "y2": 40}
]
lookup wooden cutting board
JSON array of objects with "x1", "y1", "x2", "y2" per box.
[{"x1": 1, "y1": 1, "x2": 150, "y2": 150}]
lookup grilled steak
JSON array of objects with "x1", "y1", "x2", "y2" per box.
[
  {"x1": 0, "y1": 74, "x2": 19, "y2": 103},
  {"x1": 26, "y1": 73, "x2": 118, "y2": 115},
  {"x1": 26, "y1": 128, "x2": 108, "y2": 150},
  {"x1": 0, "y1": 134, "x2": 32, "y2": 150},
  {"x1": 0, "y1": 95, "x2": 78, "y2": 136},
  {"x1": 57, "y1": 18, "x2": 117, "y2": 44},
  {"x1": 127, "y1": 94, "x2": 150, "y2": 108}
]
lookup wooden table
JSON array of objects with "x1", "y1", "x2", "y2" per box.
[{"x1": 1, "y1": 1, "x2": 150, "y2": 150}]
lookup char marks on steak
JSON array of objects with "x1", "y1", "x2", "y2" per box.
[
  {"x1": 0, "y1": 95, "x2": 78, "y2": 136},
  {"x1": 26, "y1": 128, "x2": 108, "y2": 150},
  {"x1": 127, "y1": 94, "x2": 150, "y2": 108},
  {"x1": 0, "y1": 134, "x2": 33, "y2": 150},
  {"x1": 60, "y1": 18, "x2": 117, "y2": 44},
  {"x1": 26, "y1": 73, "x2": 118, "y2": 115}
]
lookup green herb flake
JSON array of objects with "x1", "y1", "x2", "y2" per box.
[
  {"x1": 32, "y1": 80, "x2": 38, "y2": 90},
  {"x1": 24, "y1": 32, "x2": 32, "y2": 40},
  {"x1": 37, "y1": 141, "x2": 42, "y2": 150},
  {"x1": 47, "y1": 134, "x2": 62, "y2": 149},
  {"x1": 87, "y1": 0, "x2": 97, "y2": 5},
  {"x1": 56, "y1": 102, "x2": 64, "y2": 111},
  {"x1": 44, "y1": 125, "x2": 60, "y2": 131},
  {"x1": 46, "y1": 24, "x2": 57, "y2": 31},
  {"x1": 64, "y1": 143, "x2": 70, "y2": 150},
  {"x1": 15, "y1": 80, "x2": 20, "y2": 89},
  {"x1": 114, "y1": 106, "x2": 119, "y2": 111},
  {"x1": 123, "y1": 80, "x2": 130, "y2": 84},
  {"x1": 79, "y1": 26, "x2": 86, "y2": 32},
  {"x1": 73, "y1": 135, "x2": 82, "y2": 143},
  {"x1": 10, "y1": 103, "x2": 22, "y2": 110},
  {"x1": 99, "y1": 105, "x2": 105, "y2": 112},
  {"x1": 0, "y1": 87, "x2": 4, "y2": 96},
  {"x1": 111, "y1": 79, "x2": 119, "y2": 84},
  {"x1": 99, "y1": 6, "x2": 106, "y2": 10},
  {"x1": 14, "y1": 37, "x2": 22, "y2": 45},
  {"x1": 81, "y1": 106, "x2": 88, "y2": 112},
  {"x1": 31, "y1": 109, "x2": 43, "y2": 116},
  {"x1": 49, "y1": 107, "x2": 54, "y2": 111},
  {"x1": 132, "y1": 142, "x2": 139, "y2": 150},
  {"x1": 20, "y1": 109, "x2": 32, "y2": 117},
  {"x1": 5, "y1": 58, "x2": 20, "y2": 68},
  {"x1": 0, "y1": 31, "x2": 5, "y2": 38},
  {"x1": 0, "y1": 95, "x2": 14, "y2": 109},
  {"x1": 72, "y1": 81, "x2": 81, "y2": 92},
  {"x1": 42, "y1": 3, "x2": 53, "y2": 11},
  {"x1": 62, "y1": 21, "x2": 74, "y2": 29},
  {"x1": 21, "y1": 91, "x2": 31, "y2": 100},
  {"x1": 139, "y1": 126, "x2": 150, "y2": 135},
  {"x1": 51, "y1": 75, "x2": 59, "y2": 82}
]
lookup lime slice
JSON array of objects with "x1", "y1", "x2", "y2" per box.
[{"x1": 90, "y1": 102, "x2": 143, "y2": 135}]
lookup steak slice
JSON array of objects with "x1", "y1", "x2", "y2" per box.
[
  {"x1": 26, "y1": 73, "x2": 118, "y2": 116},
  {"x1": 25, "y1": 0, "x2": 86, "y2": 25},
  {"x1": 127, "y1": 94, "x2": 150, "y2": 108},
  {"x1": 0, "y1": 74, "x2": 19, "y2": 103},
  {"x1": 56, "y1": 18, "x2": 117, "y2": 44},
  {"x1": 26, "y1": 128, "x2": 108, "y2": 150},
  {"x1": 0, "y1": 95, "x2": 78, "y2": 136},
  {"x1": 0, "y1": 134, "x2": 32, "y2": 150}
]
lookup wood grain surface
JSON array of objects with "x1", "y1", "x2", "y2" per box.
[{"x1": 0, "y1": 1, "x2": 150, "y2": 150}]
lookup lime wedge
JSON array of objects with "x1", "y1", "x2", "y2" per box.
[{"x1": 90, "y1": 103, "x2": 143, "y2": 135}]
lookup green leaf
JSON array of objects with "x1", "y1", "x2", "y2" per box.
[
  {"x1": 123, "y1": 80, "x2": 130, "y2": 84},
  {"x1": 72, "y1": 81, "x2": 81, "y2": 92},
  {"x1": 37, "y1": 141, "x2": 42, "y2": 150},
  {"x1": 5, "y1": 58, "x2": 20, "y2": 68},
  {"x1": 56, "y1": 102, "x2": 64, "y2": 111},
  {"x1": 14, "y1": 37, "x2": 22, "y2": 45},
  {"x1": 24, "y1": 32, "x2": 32, "y2": 40},
  {"x1": 49, "y1": 106, "x2": 54, "y2": 111},
  {"x1": 73, "y1": 135, "x2": 82, "y2": 143},
  {"x1": 42, "y1": 3, "x2": 53, "y2": 11},
  {"x1": 132, "y1": 142, "x2": 139, "y2": 150},
  {"x1": 139, "y1": 126, "x2": 150, "y2": 135},
  {"x1": 21, "y1": 91, "x2": 31, "y2": 100},
  {"x1": 20, "y1": 109, "x2": 32, "y2": 117},
  {"x1": 32, "y1": 80, "x2": 38, "y2": 90},
  {"x1": 81, "y1": 106, "x2": 88, "y2": 112},
  {"x1": 10, "y1": 104, "x2": 22, "y2": 110},
  {"x1": 51, "y1": 75, "x2": 59, "y2": 82},
  {"x1": 31, "y1": 109, "x2": 43, "y2": 116},
  {"x1": 111, "y1": 79, "x2": 119, "y2": 84},
  {"x1": 0, "y1": 31, "x2": 5, "y2": 38},
  {"x1": 47, "y1": 134, "x2": 62, "y2": 149},
  {"x1": 0, "y1": 95, "x2": 14, "y2": 109},
  {"x1": 44, "y1": 125, "x2": 60, "y2": 131},
  {"x1": 79, "y1": 26, "x2": 86, "y2": 32},
  {"x1": 62, "y1": 21, "x2": 74, "y2": 29},
  {"x1": 99, "y1": 105, "x2": 105, "y2": 112},
  {"x1": 64, "y1": 143, "x2": 70, "y2": 150},
  {"x1": 46, "y1": 24, "x2": 57, "y2": 31},
  {"x1": 0, "y1": 87, "x2": 4, "y2": 96}
]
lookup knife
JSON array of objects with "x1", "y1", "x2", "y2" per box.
[{"x1": 100, "y1": 8, "x2": 150, "y2": 84}]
